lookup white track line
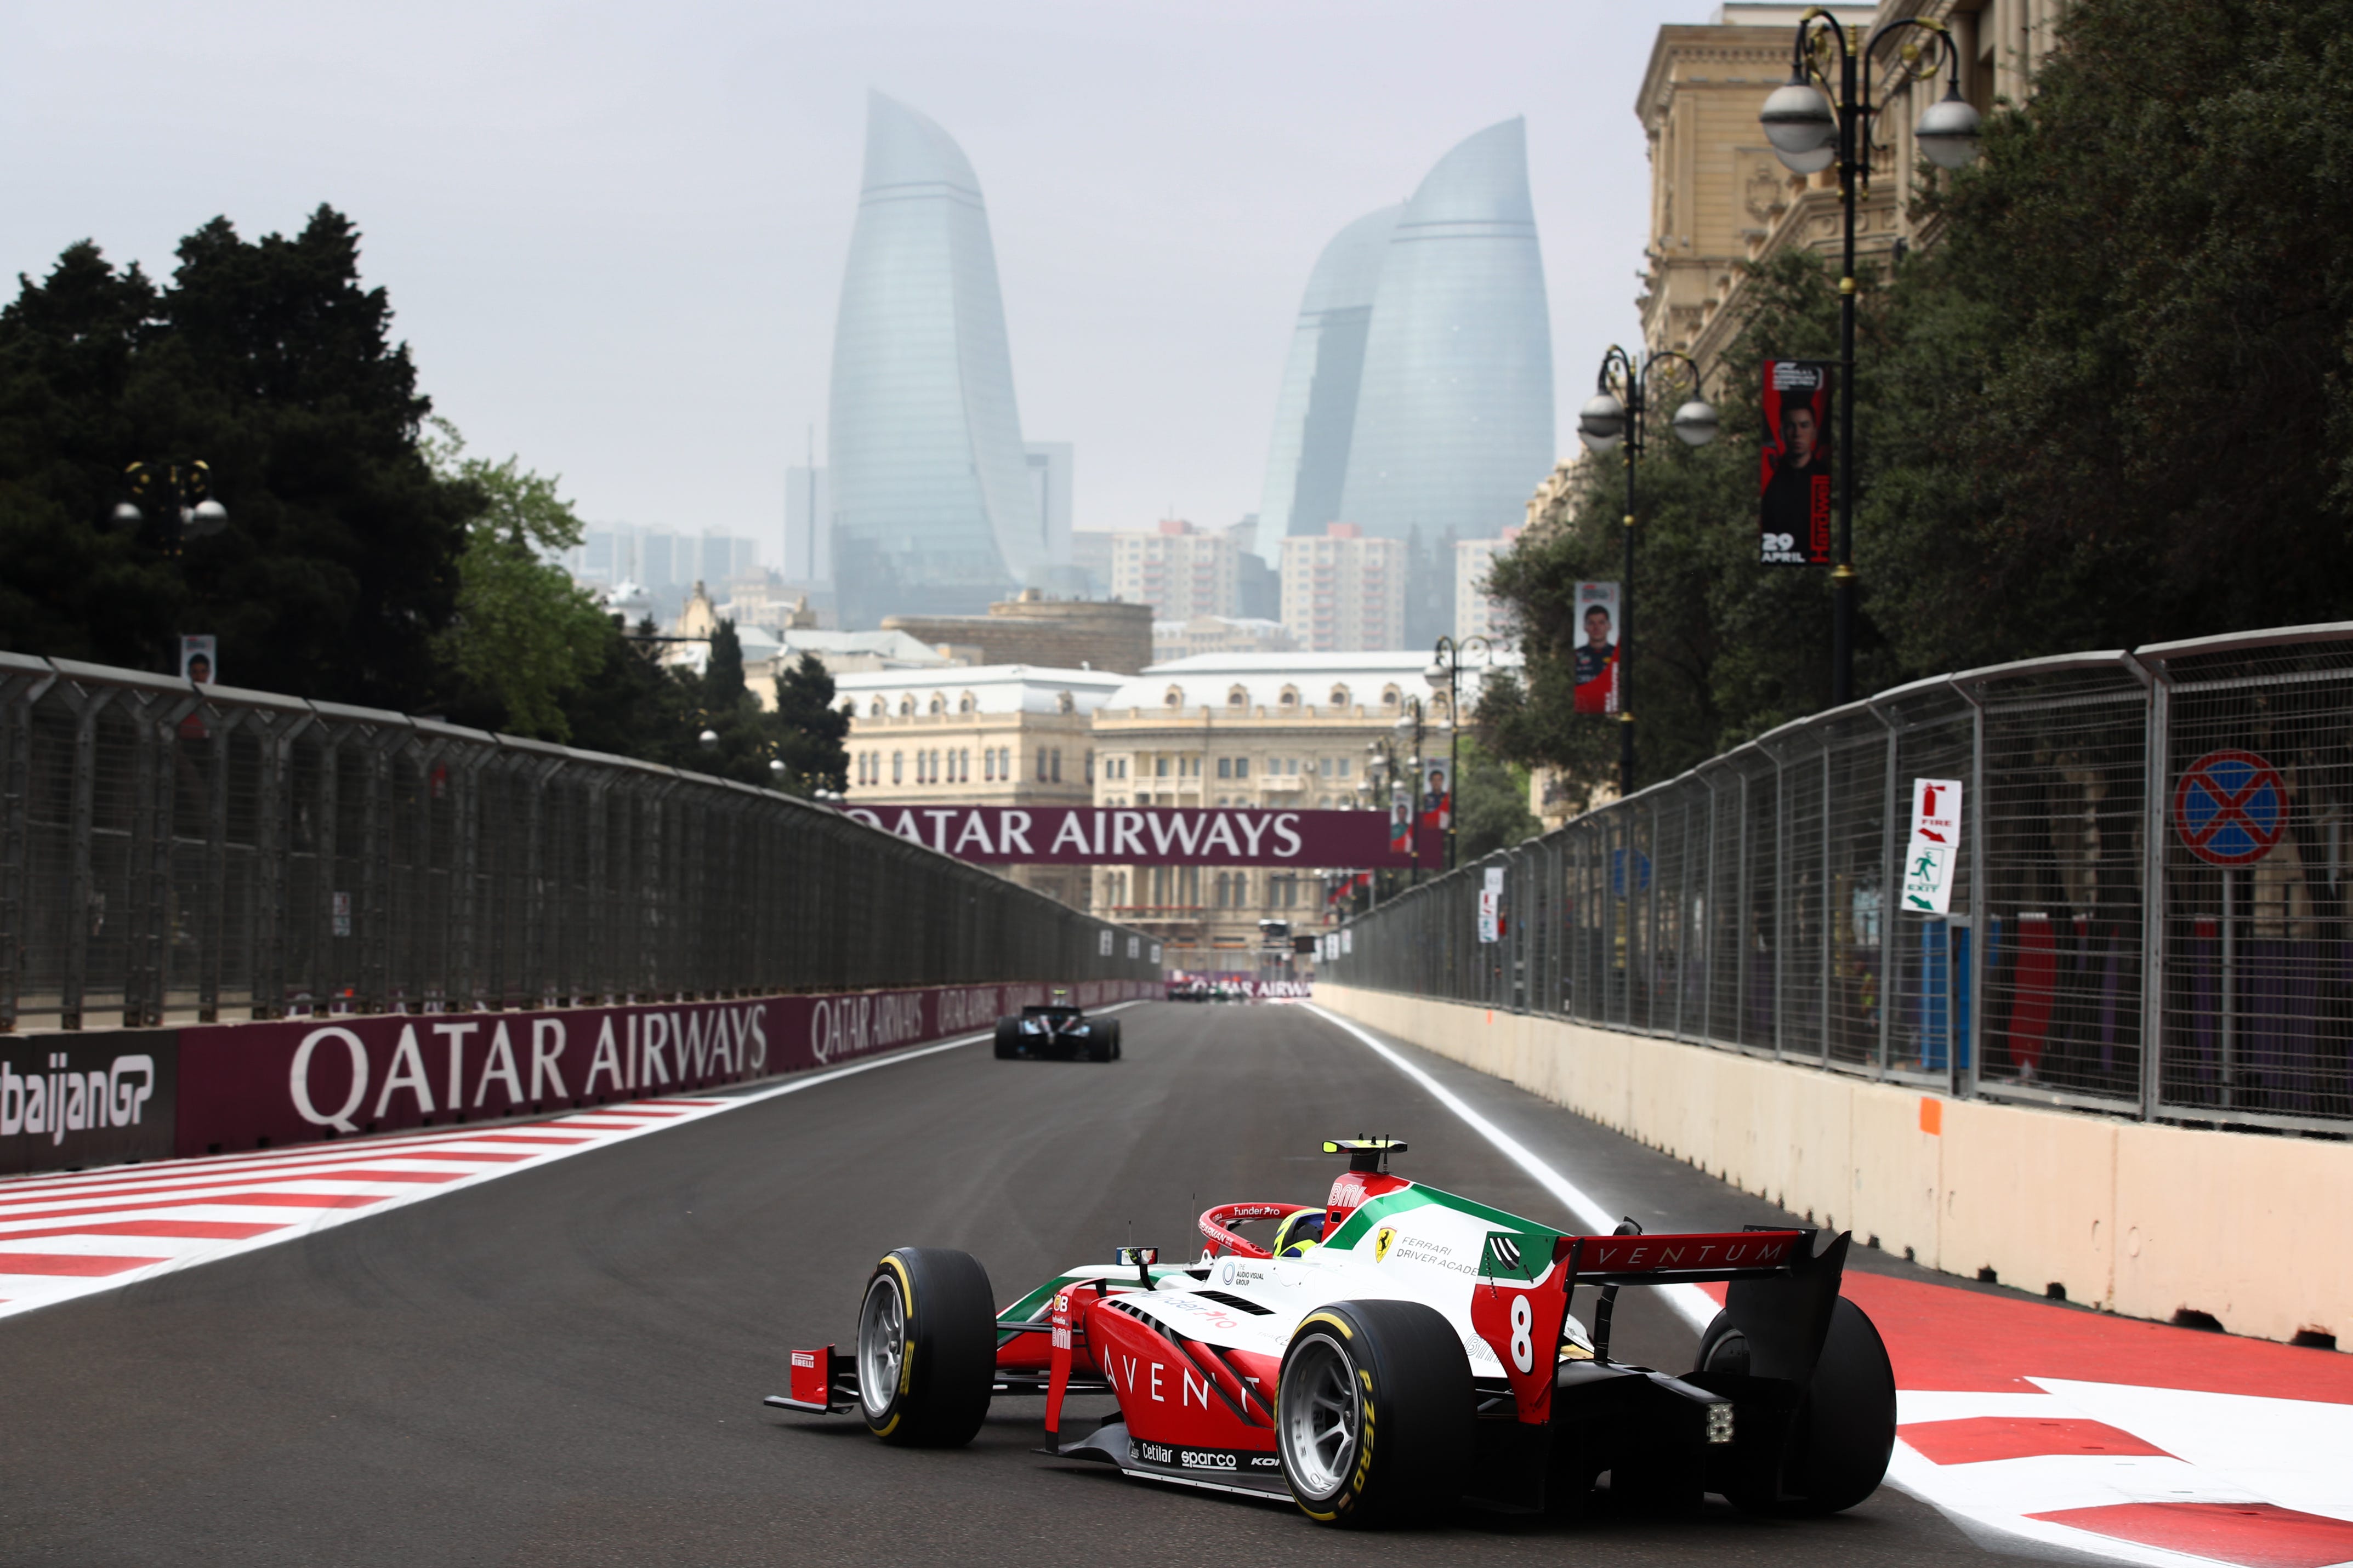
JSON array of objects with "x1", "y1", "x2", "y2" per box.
[{"x1": 1305, "y1": 1003, "x2": 1720, "y2": 1334}]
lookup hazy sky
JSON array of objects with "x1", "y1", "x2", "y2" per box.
[{"x1": 6, "y1": 1, "x2": 1716, "y2": 562}]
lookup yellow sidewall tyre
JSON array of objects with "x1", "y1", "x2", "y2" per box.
[
  {"x1": 855, "y1": 1246, "x2": 997, "y2": 1448},
  {"x1": 1276, "y1": 1299, "x2": 1471, "y2": 1528}
]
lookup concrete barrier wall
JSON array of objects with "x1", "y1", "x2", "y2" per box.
[{"x1": 1316, "y1": 984, "x2": 2350, "y2": 1350}]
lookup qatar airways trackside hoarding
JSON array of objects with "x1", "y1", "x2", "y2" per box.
[
  {"x1": 838, "y1": 805, "x2": 1436, "y2": 868},
  {"x1": 163, "y1": 978, "x2": 1155, "y2": 1160}
]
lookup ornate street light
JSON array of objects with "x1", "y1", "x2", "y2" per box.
[
  {"x1": 1760, "y1": 9, "x2": 1981, "y2": 705},
  {"x1": 1577, "y1": 346, "x2": 1715, "y2": 799},
  {"x1": 1424, "y1": 640, "x2": 1491, "y2": 871}
]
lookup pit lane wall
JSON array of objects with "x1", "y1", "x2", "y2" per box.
[
  {"x1": 0, "y1": 979, "x2": 1157, "y2": 1175},
  {"x1": 1315, "y1": 984, "x2": 2351, "y2": 1352}
]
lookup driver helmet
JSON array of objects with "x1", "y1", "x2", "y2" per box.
[
  {"x1": 1270, "y1": 1208, "x2": 1325, "y2": 1258},
  {"x1": 1050, "y1": 987, "x2": 1072, "y2": 1005}
]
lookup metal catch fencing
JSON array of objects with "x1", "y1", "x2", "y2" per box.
[
  {"x1": 0, "y1": 653, "x2": 1158, "y2": 1030},
  {"x1": 1323, "y1": 625, "x2": 2353, "y2": 1137}
]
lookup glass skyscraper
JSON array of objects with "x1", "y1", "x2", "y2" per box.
[
  {"x1": 828, "y1": 93, "x2": 1038, "y2": 626},
  {"x1": 1258, "y1": 205, "x2": 1400, "y2": 540},
  {"x1": 1260, "y1": 119, "x2": 1554, "y2": 545}
]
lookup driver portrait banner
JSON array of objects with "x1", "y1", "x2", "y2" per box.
[
  {"x1": 1572, "y1": 581, "x2": 1619, "y2": 715},
  {"x1": 1760, "y1": 359, "x2": 1833, "y2": 566},
  {"x1": 839, "y1": 805, "x2": 1436, "y2": 868}
]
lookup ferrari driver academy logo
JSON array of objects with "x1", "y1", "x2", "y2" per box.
[{"x1": 1374, "y1": 1227, "x2": 1396, "y2": 1262}]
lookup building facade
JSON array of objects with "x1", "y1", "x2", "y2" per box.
[
  {"x1": 1636, "y1": 1, "x2": 2062, "y2": 378},
  {"x1": 1152, "y1": 615, "x2": 1296, "y2": 665},
  {"x1": 882, "y1": 590, "x2": 1153, "y2": 675},
  {"x1": 1453, "y1": 528, "x2": 1522, "y2": 644},
  {"x1": 1088, "y1": 653, "x2": 1507, "y2": 974},
  {"x1": 1109, "y1": 520, "x2": 1239, "y2": 622},
  {"x1": 827, "y1": 93, "x2": 1037, "y2": 625},
  {"x1": 1279, "y1": 524, "x2": 1407, "y2": 653},
  {"x1": 836, "y1": 664, "x2": 1127, "y2": 909}
]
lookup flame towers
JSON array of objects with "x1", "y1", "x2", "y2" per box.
[
  {"x1": 1260, "y1": 119, "x2": 1555, "y2": 546},
  {"x1": 828, "y1": 94, "x2": 1037, "y2": 626}
]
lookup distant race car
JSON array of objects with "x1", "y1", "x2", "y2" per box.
[
  {"x1": 992, "y1": 992, "x2": 1122, "y2": 1062},
  {"x1": 766, "y1": 1138, "x2": 1895, "y2": 1527}
]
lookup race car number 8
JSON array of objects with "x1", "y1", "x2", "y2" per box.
[{"x1": 1508, "y1": 1295, "x2": 1534, "y2": 1373}]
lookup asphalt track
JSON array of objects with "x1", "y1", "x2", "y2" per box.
[{"x1": 0, "y1": 1001, "x2": 2039, "y2": 1568}]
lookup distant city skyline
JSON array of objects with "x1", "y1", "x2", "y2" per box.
[{"x1": 4, "y1": 4, "x2": 1712, "y2": 545}]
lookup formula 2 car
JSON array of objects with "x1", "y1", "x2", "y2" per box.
[
  {"x1": 992, "y1": 991, "x2": 1121, "y2": 1062},
  {"x1": 765, "y1": 1138, "x2": 1895, "y2": 1526}
]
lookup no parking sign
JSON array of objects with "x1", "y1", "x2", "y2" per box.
[{"x1": 2172, "y1": 750, "x2": 2286, "y2": 866}]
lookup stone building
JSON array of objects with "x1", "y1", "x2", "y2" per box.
[
  {"x1": 1152, "y1": 615, "x2": 1296, "y2": 664},
  {"x1": 1088, "y1": 652, "x2": 1511, "y2": 973},
  {"x1": 1636, "y1": 1, "x2": 2065, "y2": 379},
  {"x1": 836, "y1": 664, "x2": 1128, "y2": 909},
  {"x1": 881, "y1": 589, "x2": 1152, "y2": 676}
]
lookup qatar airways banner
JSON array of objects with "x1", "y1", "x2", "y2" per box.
[
  {"x1": 838, "y1": 805, "x2": 1437, "y2": 868},
  {"x1": 170, "y1": 977, "x2": 1156, "y2": 1160}
]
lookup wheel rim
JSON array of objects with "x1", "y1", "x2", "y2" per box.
[
  {"x1": 857, "y1": 1273, "x2": 906, "y2": 1419},
  {"x1": 1279, "y1": 1332, "x2": 1360, "y2": 1499}
]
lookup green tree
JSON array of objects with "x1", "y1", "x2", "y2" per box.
[
  {"x1": 1452, "y1": 734, "x2": 1540, "y2": 863},
  {"x1": 1484, "y1": 0, "x2": 2353, "y2": 799},
  {"x1": 0, "y1": 207, "x2": 473, "y2": 705},
  {"x1": 769, "y1": 652, "x2": 851, "y2": 794},
  {"x1": 425, "y1": 423, "x2": 610, "y2": 739}
]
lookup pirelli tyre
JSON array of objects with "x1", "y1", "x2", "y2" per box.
[
  {"x1": 1276, "y1": 1299, "x2": 1471, "y2": 1528},
  {"x1": 993, "y1": 1018, "x2": 1019, "y2": 1059},
  {"x1": 855, "y1": 1247, "x2": 997, "y2": 1448},
  {"x1": 1107, "y1": 1019, "x2": 1123, "y2": 1059},
  {"x1": 1696, "y1": 1297, "x2": 1895, "y2": 1514}
]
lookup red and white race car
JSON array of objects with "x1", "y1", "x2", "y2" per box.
[{"x1": 767, "y1": 1139, "x2": 1896, "y2": 1526}]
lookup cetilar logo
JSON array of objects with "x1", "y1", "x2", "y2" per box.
[{"x1": 1374, "y1": 1227, "x2": 1396, "y2": 1262}]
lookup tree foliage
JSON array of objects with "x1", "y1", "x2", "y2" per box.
[
  {"x1": 425, "y1": 423, "x2": 610, "y2": 740},
  {"x1": 0, "y1": 208, "x2": 471, "y2": 707},
  {"x1": 1482, "y1": 0, "x2": 2353, "y2": 801}
]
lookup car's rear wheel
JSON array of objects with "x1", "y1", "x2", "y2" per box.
[
  {"x1": 993, "y1": 1019, "x2": 1018, "y2": 1059},
  {"x1": 1276, "y1": 1299, "x2": 1470, "y2": 1527},
  {"x1": 1107, "y1": 1020, "x2": 1123, "y2": 1059},
  {"x1": 856, "y1": 1247, "x2": 996, "y2": 1447},
  {"x1": 1697, "y1": 1297, "x2": 1894, "y2": 1514}
]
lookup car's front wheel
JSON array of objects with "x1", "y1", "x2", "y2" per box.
[
  {"x1": 856, "y1": 1247, "x2": 996, "y2": 1447},
  {"x1": 1276, "y1": 1299, "x2": 1470, "y2": 1527},
  {"x1": 993, "y1": 1019, "x2": 1019, "y2": 1059}
]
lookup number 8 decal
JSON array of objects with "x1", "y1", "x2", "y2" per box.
[{"x1": 1508, "y1": 1294, "x2": 1534, "y2": 1373}]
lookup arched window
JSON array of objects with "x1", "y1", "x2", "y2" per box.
[
  {"x1": 898, "y1": 696, "x2": 915, "y2": 717},
  {"x1": 868, "y1": 698, "x2": 886, "y2": 717},
  {"x1": 1382, "y1": 685, "x2": 1401, "y2": 709},
  {"x1": 1329, "y1": 685, "x2": 1350, "y2": 709},
  {"x1": 1164, "y1": 686, "x2": 1184, "y2": 709},
  {"x1": 1278, "y1": 686, "x2": 1299, "y2": 708},
  {"x1": 1227, "y1": 685, "x2": 1248, "y2": 709},
  {"x1": 929, "y1": 694, "x2": 948, "y2": 715},
  {"x1": 958, "y1": 692, "x2": 976, "y2": 714},
  {"x1": 891, "y1": 751, "x2": 904, "y2": 784}
]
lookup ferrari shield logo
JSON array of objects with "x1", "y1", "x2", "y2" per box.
[{"x1": 1374, "y1": 1227, "x2": 1396, "y2": 1262}]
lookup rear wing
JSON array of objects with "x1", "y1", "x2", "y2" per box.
[
  {"x1": 1475, "y1": 1223, "x2": 1851, "y2": 1412},
  {"x1": 1561, "y1": 1226, "x2": 1808, "y2": 1286}
]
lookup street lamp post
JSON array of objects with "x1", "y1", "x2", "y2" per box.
[
  {"x1": 1423, "y1": 641, "x2": 1485, "y2": 872},
  {"x1": 1759, "y1": 9, "x2": 1981, "y2": 705},
  {"x1": 112, "y1": 460, "x2": 229, "y2": 554},
  {"x1": 1576, "y1": 348, "x2": 1718, "y2": 799}
]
